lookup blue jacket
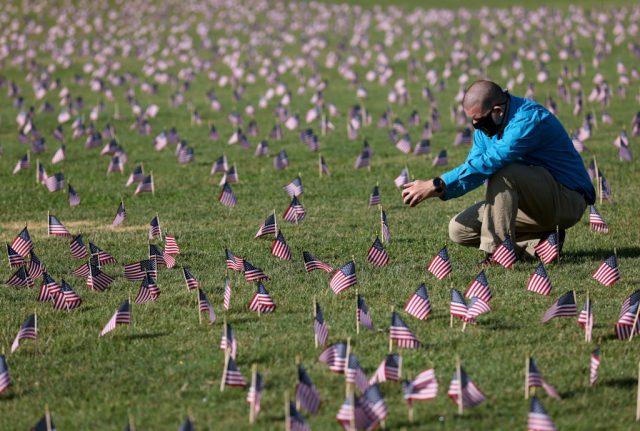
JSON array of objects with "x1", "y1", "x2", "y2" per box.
[{"x1": 441, "y1": 95, "x2": 595, "y2": 204}]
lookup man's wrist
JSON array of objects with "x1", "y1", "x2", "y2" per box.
[{"x1": 432, "y1": 177, "x2": 445, "y2": 194}]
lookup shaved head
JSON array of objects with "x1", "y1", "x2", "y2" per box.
[{"x1": 462, "y1": 80, "x2": 507, "y2": 114}]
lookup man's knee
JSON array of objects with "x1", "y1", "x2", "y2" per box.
[
  {"x1": 449, "y1": 217, "x2": 472, "y2": 245},
  {"x1": 487, "y1": 164, "x2": 521, "y2": 190}
]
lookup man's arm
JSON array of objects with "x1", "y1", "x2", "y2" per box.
[{"x1": 402, "y1": 177, "x2": 445, "y2": 207}]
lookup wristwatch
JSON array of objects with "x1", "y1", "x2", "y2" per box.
[{"x1": 432, "y1": 177, "x2": 445, "y2": 193}]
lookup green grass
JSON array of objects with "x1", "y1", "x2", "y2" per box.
[{"x1": 0, "y1": 1, "x2": 639, "y2": 430}]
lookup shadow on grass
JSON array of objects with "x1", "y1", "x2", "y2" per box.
[
  {"x1": 128, "y1": 331, "x2": 170, "y2": 340},
  {"x1": 561, "y1": 247, "x2": 640, "y2": 263},
  {"x1": 603, "y1": 377, "x2": 637, "y2": 389}
]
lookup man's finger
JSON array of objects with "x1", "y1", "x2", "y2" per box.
[{"x1": 402, "y1": 181, "x2": 415, "y2": 189}]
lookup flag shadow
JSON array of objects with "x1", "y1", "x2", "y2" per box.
[{"x1": 561, "y1": 246, "x2": 640, "y2": 263}]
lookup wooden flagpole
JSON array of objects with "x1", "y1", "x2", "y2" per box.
[
  {"x1": 129, "y1": 291, "x2": 133, "y2": 337},
  {"x1": 456, "y1": 356, "x2": 463, "y2": 415},
  {"x1": 450, "y1": 282, "x2": 454, "y2": 328},
  {"x1": 220, "y1": 348, "x2": 229, "y2": 392},
  {"x1": 318, "y1": 153, "x2": 322, "y2": 178},
  {"x1": 150, "y1": 171, "x2": 155, "y2": 196},
  {"x1": 284, "y1": 391, "x2": 291, "y2": 431},
  {"x1": 234, "y1": 162, "x2": 239, "y2": 183},
  {"x1": 249, "y1": 363, "x2": 257, "y2": 424},
  {"x1": 295, "y1": 355, "x2": 301, "y2": 410},
  {"x1": 313, "y1": 296, "x2": 318, "y2": 348},
  {"x1": 525, "y1": 356, "x2": 530, "y2": 399},
  {"x1": 629, "y1": 302, "x2": 640, "y2": 343},
  {"x1": 585, "y1": 290, "x2": 590, "y2": 343},
  {"x1": 156, "y1": 212, "x2": 162, "y2": 239},
  {"x1": 273, "y1": 209, "x2": 278, "y2": 239},
  {"x1": 45, "y1": 403, "x2": 52, "y2": 431},
  {"x1": 196, "y1": 286, "x2": 202, "y2": 325},
  {"x1": 345, "y1": 337, "x2": 352, "y2": 398},
  {"x1": 389, "y1": 306, "x2": 394, "y2": 353},
  {"x1": 636, "y1": 361, "x2": 640, "y2": 421},
  {"x1": 407, "y1": 371, "x2": 414, "y2": 423},
  {"x1": 34, "y1": 310, "x2": 38, "y2": 355},
  {"x1": 398, "y1": 354, "x2": 403, "y2": 380},
  {"x1": 355, "y1": 289, "x2": 360, "y2": 335},
  {"x1": 379, "y1": 205, "x2": 384, "y2": 243},
  {"x1": 47, "y1": 211, "x2": 50, "y2": 237}
]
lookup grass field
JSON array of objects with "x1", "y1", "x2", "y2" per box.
[{"x1": 0, "y1": 0, "x2": 639, "y2": 430}]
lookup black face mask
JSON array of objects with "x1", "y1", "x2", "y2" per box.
[{"x1": 472, "y1": 101, "x2": 507, "y2": 137}]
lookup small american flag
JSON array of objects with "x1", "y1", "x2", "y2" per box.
[
  {"x1": 0, "y1": 355, "x2": 12, "y2": 394},
  {"x1": 394, "y1": 167, "x2": 409, "y2": 188},
  {"x1": 427, "y1": 246, "x2": 452, "y2": 279},
  {"x1": 223, "y1": 357, "x2": 247, "y2": 387},
  {"x1": 218, "y1": 182, "x2": 237, "y2": 207},
  {"x1": 53, "y1": 279, "x2": 82, "y2": 311},
  {"x1": 330, "y1": 261, "x2": 357, "y2": 295},
  {"x1": 221, "y1": 165, "x2": 238, "y2": 184},
  {"x1": 447, "y1": 366, "x2": 486, "y2": 408},
  {"x1": 413, "y1": 139, "x2": 431, "y2": 156},
  {"x1": 450, "y1": 289, "x2": 468, "y2": 320},
  {"x1": 615, "y1": 301, "x2": 640, "y2": 340},
  {"x1": 126, "y1": 164, "x2": 144, "y2": 186},
  {"x1": 271, "y1": 231, "x2": 292, "y2": 260},
  {"x1": 395, "y1": 134, "x2": 412, "y2": 154},
  {"x1": 112, "y1": 201, "x2": 126, "y2": 226},
  {"x1": 6, "y1": 266, "x2": 34, "y2": 288},
  {"x1": 37, "y1": 161, "x2": 47, "y2": 184},
  {"x1": 367, "y1": 236, "x2": 389, "y2": 267},
  {"x1": 246, "y1": 372, "x2": 263, "y2": 418},
  {"x1": 528, "y1": 358, "x2": 561, "y2": 399},
  {"x1": 592, "y1": 255, "x2": 620, "y2": 286},
  {"x1": 578, "y1": 299, "x2": 593, "y2": 342},
  {"x1": 403, "y1": 369, "x2": 438, "y2": 403},
  {"x1": 100, "y1": 299, "x2": 131, "y2": 337},
  {"x1": 149, "y1": 244, "x2": 175, "y2": 268},
  {"x1": 282, "y1": 197, "x2": 305, "y2": 224},
  {"x1": 589, "y1": 206, "x2": 608, "y2": 233},
  {"x1": 369, "y1": 353, "x2": 400, "y2": 385},
  {"x1": 45, "y1": 172, "x2": 64, "y2": 192},
  {"x1": 38, "y1": 273, "x2": 61, "y2": 302},
  {"x1": 149, "y1": 216, "x2": 161, "y2": 239},
  {"x1": 135, "y1": 174, "x2": 154, "y2": 194},
  {"x1": 12, "y1": 153, "x2": 30, "y2": 174},
  {"x1": 492, "y1": 236, "x2": 517, "y2": 268},
  {"x1": 68, "y1": 184, "x2": 80, "y2": 206},
  {"x1": 210, "y1": 155, "x2": 228, "y2": 174},
  {"x1": 90, "y1": 243, "x2": 117, "y2": 266},
  {"x1": 288, "y1": 401, "x2": 310, "y2": 431},
  {"x1": 319, "y1": 156, "x2": 330, "y2": 176},
  {"x1": 465, "y1": 297, "x2": 491, "y2": 323},
  {"x1": 69, "y1": 234, "x2": 88, "y2": 259},
  {"x1": 534, "y1": 232, "x2": 559, "y2": 264},
  {"x1": 164, "y1": 235, "x2": 180, "y2": 255},
  {"x1": 72, "y1": 262, "x2": 91, "y2": 278},
  {"x1": 52, "y1": 145, "x2": 65, "y2": 164},
  {"x1": 357, "y1": 294, "x2": 374, "y2": 330},
  {"x1": 6, "y1": 243, "x2": 25, "y2": 267},
  {"x1": 243, "y1": 260, "x2": 269, "y2": 282},
  {"x1": 220, "y1": 323, "x2": 237, "y2": 359},
  {"x1": 527, "y1": 263, "x2": 553, "y2": 296},
  {"x1": 248, "y1": 283, "x2": 276, "y2": 313},
  {"x1": 404, "y1": 284, "x2": 432, "y2": 320},
  {"x1": 273, "y1": 150, "x2": 289, "y2": 170},
  {"x1": 390, "y1": 312, "x2": 421, "y2": 349},
  {"x1": 48, "y1": 214, "x2": 71, "y2": 237},
  {"x1": 178, "y1": 417, "x2": 194, "y2": 431},
  {"x1": 87, "y1": 265, "x2": 114, "y2": 292},
  {"x1": 10, "y1": 227, "x2": 32, "y2": 257},
  {"x1": 319, "y1": 342, "x2": 348, "y2": 373},
  {"x1": 135, "y1": 273, "x2": 160, "y2": 304},
  {"x1": 182, "y1": 266, "x2": 199, "y2": 290},
  {"x1": 432, "y1": 149, "x2": 448, "y2": 166},
  {"x1": 27, "y1": 250, "x2": 45, "y2": 279},
  {"x1": 528, "y1": 396, "x2": 557, "y2": 431},
  {"x1": 360, "y1": 384, "x2": 388, "y2": 427},
  {"x1": 354, "y1": 150, "x2": 370, "y2": 169},
  {"x1": 302, "y1": 251, "x2": 332, "y2": 272},
  {"x1": 11, "y1": 314, "x2": 37, "y2": 353},
  {"x1": 198, "y1": 288, "x2": 216, "y2": 324},
  {"x1": 369, "y1": 185, "x2": 380, "y2": 207},
  {"x1": 124, "y1": 259, "x2": 155, "y2": 281},
  {"x1": 380, "y1": 210, "x2": 390, "y2": 243},
  {"x1": 542, "y1": 291, "x2": 577, "y2": 322},
  {"x1": 254, "y1": 140, "x2": 269, "y2": 157},
  {"x1": 464, "y1": 270, "x2": 492, "y2": 302},
  {"x1": 32, "y1": 413, "x2": 56, "y2": 431},
  {"x1": 255, "y1": 213, "x2": 277, "y2": 238},
  {"x1": 314, "y1": 302, "x2": 329, "y2": 346},
  {"x1": 283, "y1": 176, "x2": 303, "y2": 197},
  {"x1": 107, "y1": 155, "x2": 124, "y2": 173},
  {"x1": 223, "y1": 276, "x2": 232, "y2": 310},
  {"x1": 346, "y1": 353, "x2": 369, "y2": 392},
  {"x1": 296, "y1": 363, "x2": 320, "y2": 414},
  {"x1": 225, "y1": 249, "x2": 244, "y2": 272},
  {"x1": 590, "y1": 348, "x2": 600, "y2": 386}
]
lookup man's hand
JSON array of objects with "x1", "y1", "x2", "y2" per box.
[{"x1": 402, "y1": 179, "x2": 443, "y2": 207}]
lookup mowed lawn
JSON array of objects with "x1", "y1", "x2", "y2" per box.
[{"x1": 0, "y1": 1, "x2": 639, "y2": 430}]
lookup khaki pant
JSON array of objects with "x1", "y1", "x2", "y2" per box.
[{"x1": 448, "y1": 164, "x2": 587, "y2": 255}]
